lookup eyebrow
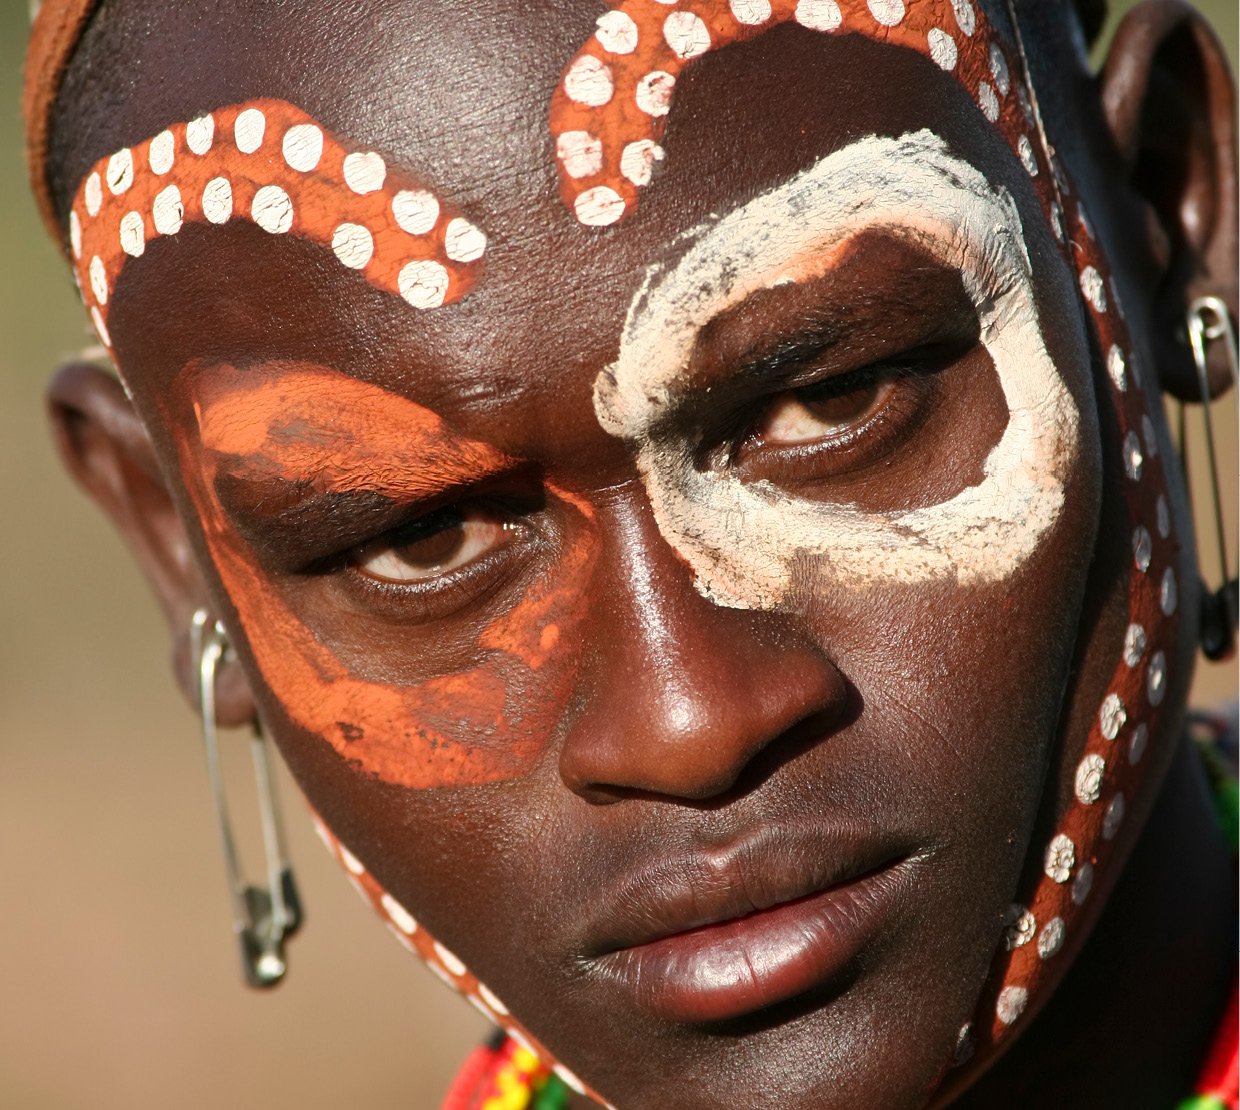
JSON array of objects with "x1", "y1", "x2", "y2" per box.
[{"x1": 192, "y1": 364, "x2": 514, "y2": 560}]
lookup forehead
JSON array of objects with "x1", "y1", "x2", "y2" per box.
[{"x1": 76, "y1": 0, "x2": 1043, "y2": 444}]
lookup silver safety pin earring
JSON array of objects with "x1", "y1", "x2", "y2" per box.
[
  {"x1": 191, "y1": 608, "x2": 303, "y2": 987},
  {"x1": 1183, "y1": 296, "x2": 1239, "y2": 661}
]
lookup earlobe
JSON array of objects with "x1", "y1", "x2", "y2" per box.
[
  {"x1": 46, "y1": 362, "x2": 256, "y2": 725},
  {"x1": 1099, "y1": 0, "x2": 1238, "y2": 399}
]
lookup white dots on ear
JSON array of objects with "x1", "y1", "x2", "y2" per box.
[
  {"x1": 68, "y1": 210, "x2": 82, "y2": 259},
  {"x1": 795, "y1": 0, "x2": 842, "y2": 32},
  {"x1": 1156, "y1": 495, "x2": 1171, "y2": 539},
  {"x1": 620, "y1": 139, "x2": 665, "y2": 187},
  {"x1": 392, "y1": 189, "x2": 440, "y2": 235},
  {"x1": 1132, "y1": 526, "x2": 1152, "y2": 572},
  {"x1": 234, "y1": 108, "x2": 266, "y2": 154},
  {"x1": 1147, "y1": 645, "x2": 1169, "y2": 702},
  {"x1": 1141, "y1": 413, "x2": 1159, "y2": 458},
  {"x1": 1017, "y1": 135, "x2": 1038, "y2": 177},
  {"x1": 1071, "y1": 862, "x2": 1093, "y2": 905},
  {"x1": 1160, "y1": 569, "x2": 1177, "y2": 617},
  {"x1": 186, "y1": 113, "x2": 215, "y2": 155},
  {"x1": 927, "y1": 28, "x2": 957, "y2": 71},
  {"x1": 1074, "y1": 753, "x2": 1105, "y2": 805},
  {"x1": 84, "y1": 171, "x2": 102, "y2": 217},
  {"x1": 977, "y1": 81, "x2": 999, "y2": 123},
  {"x1": 343, "y1": 151, "x2": 386, "y2": 194},
  {"x1": 564, "y1": 54, "x2": 615, "y2": 107},
  {"x1": 106, "y1": 148, "x2": 133, "y2": 195},
  {"x1": 595, "y1": 10, "x2": 639, "y2": 54},
  {"x1": 996, "y1": 985, "x2": 1027, "y2": 1025},
  {"x1": 379, "y1": 892, "x2": 418, "y2": 935},
  {"x1": 1122, "y1": 430, "x2": 1144, "y2": 481},
  {"x1": 432, "y1": 940, "x2": 467, "y2": 977},
  {"x1": 730, "y1": 0, "x2": 772, "y2": 24},
  {"x1": 557, "y1": 130, "x2": 604, "y2": 179},
  {"x1": 867, "y1": 0, "x2": 905, "y2": 27},
  {"x1": 331, "y1": 222, "x2": 374, "y2": 269},
  {"x1": 575, "y1": 185, "x2": 626, "y2": 226},
  {"x1": 1098, "y1": 693, "x2": 1126, "y2": 741},
  {"x1": 951, "y1": 0, "x2": 976, "y2": 36},
  {"x1": 1122, "y1": 622, "x2": 1147, "y2": 668},
  {"x1": 202, "y1": 176, "x2": 233, "y2": 224},
  {"x1": 149, "y1": 129, "x2": 175, "y2": 175},
  {"x1": 1128, "y1": 723, "x2": 1149, "y2": 764},
  {"x1": 1043, "y1": 834, "x2": 1075, "y2": 883},
  {"x1": 1107, "y1": 344, "x2": 1127, "y2": 391},
  {"x1": 988, "y1": 42, "x2": 1010, "y2": 96},
  {"x1": 1002, "y1": 904, "x2": 1035, "y2": 950},
  {"x1": 338, "y1": 843, "x2": 365, "y2": 875},
  {"x1": 251, "y1": 184, "x2": 294, "y2": 234},
  {"x1": 119, "y1": 210, "x2": 146, "y2": 258},
  {"x1": 283, "y1": 123, "x2": 324, "y2": 172},
  {"x1": 444, "y1": 217, "x2": 487, "y2": 263},
  {"x1": 635, "y1": 69, "x2": 675, "y2": 116},
  {"x1": 1102, "y1": 793, "x2": 1125, "y2": 840},
  {"x1": 664, "y1": 11, "x2": 711, "y2": 59},
  {"x1": 399, "y1": 259, "x2": 450, "y2": 308},
  {"x1": 1079, "y1": 265, "x2": 1107, "y2": 312},
  {"x1": 1036, "y1": 916, "x2": 1064, "y2": 959},
  {"x1": 88, "y1": 255, "x2": 108, "y2": 305},
  {"x1": 152, "y1": 184, "x2": 185, "y2": 235}
]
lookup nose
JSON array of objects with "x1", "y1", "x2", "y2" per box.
[{"x1": 558, "y1": 491, "x2": 847, "y2": 803}]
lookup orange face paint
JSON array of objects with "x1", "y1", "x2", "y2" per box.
[
  {"x1": 178, "y1": 364, "x2": 597, "y2": 790},
  {"x1": 70, "y1": 98, "x2": 487, "y2": 349}
]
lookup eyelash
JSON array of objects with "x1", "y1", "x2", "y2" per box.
[
  {"x1": 725, "y1": 353, "x2": 945, "y2": 482},
  {"x1": 329, "y1": 502, "x2": 531, "y2": 621}
]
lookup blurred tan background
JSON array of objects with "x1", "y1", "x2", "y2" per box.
[{"x1": 1, "y1": 4, "x2": 1236, "y2": 1109}]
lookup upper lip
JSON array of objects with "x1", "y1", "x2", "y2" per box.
[{"x1": 578, "y1": 820, "x2": 910, "y2": 961}]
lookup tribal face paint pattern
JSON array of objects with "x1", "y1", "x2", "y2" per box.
[
  {"x1": 560, "y1": 0, "x2": 1183, "y2": 1097},
  {"x1": 69, "y1": 97, "x2": 487, "y2": 350},
  {"x1": 175, "y1": 362, "x2": 597, "y2": 790},
  {"x1": 594, "y1": 128, "x2": 1077, "y2": 608},
  {"x1": 551, "y1": 0, "x2": 1013, "y2": 226}
]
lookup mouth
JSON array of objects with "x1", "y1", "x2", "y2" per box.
[{"x1": 582, "y1": 829, "x2": 919, "y2": 1025}]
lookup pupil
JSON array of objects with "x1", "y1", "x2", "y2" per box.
[{"x1": 392, "y1": 510, "x2": 466, "y2": 569}]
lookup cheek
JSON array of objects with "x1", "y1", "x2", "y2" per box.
[{"x1": 179, "y1": 451, "x2": 598, "y2": 790}]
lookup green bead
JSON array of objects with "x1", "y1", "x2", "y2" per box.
[
  {"x1": 531, "y1": 1073, "x2": 571, "y2": 1110},
  {"x1": 1173, "y1": 1096, "x2": 1226, "y2": 1110}
]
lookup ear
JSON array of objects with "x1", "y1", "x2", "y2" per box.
[
  {"x1": 1100, "y1": 0, "x2": 1238, "y2": 399},
  {"x1": 47, "y1": 362, "x2": 256, "y2": 726}
]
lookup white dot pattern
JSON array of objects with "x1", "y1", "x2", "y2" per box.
[
  {"x1": 106, "y1": 148, "x2": 134, "y2": 195},
  {"x1": 565, "y1": 54, "x2": 616, "y2": 107},
  {"x1": 664, "y1": 11, "x2": 712, "y2": 58},
  {"x1": 1036, "y1": 917, "x2": 1065, "y2": 959},
  {"x1": 342, "y1": 152, "x2": 386, "y2": 195},
  {"x1": 234, "y1": 108, "x2": 266, "y2": 154},
  {"x1": 251, "y1": 184, "x2": 294, "y2": 234},
  {"x1": 152, "y1": 184, "x2": 184, "y2": 235},
  {"x1": 149, "y1": 130, "x2": 175, "y2": 175},
  {"x1": 1098, "y1": 693, "x2": 1126, "y2": 741},
  {"x1": 282, "y1": 124, "x2": 324, "y2": 172},
  {"x1": 796, "y1": 0, "x2": 843, "y2": 30},
  {"x1": 1074, "y1": 754, "x2": 1105, "y2": 805},
  {"x1": 996, "y1": 986, "x2": 1027, "y2": 1025},
  {"x1": 596, "y1": 10, "x2": 640, "y2": 53},
  {"x1": 1146, "y1": 650, "x2": 1167, "y2": 707},
  {"x1": 1122, "y1": 622, "x2": 1146, "y2": 668},
  {"x1": 1043, "y1": 834, "x2": 1075, "y2": 883},
  {"x1": 186, "y1": 114, "x2": 215, "y2": 155},
  {"x1": 558, "y1": 130, "x2": 605, "y2": 179},
  {"x1": 331, "y1": 222, "x2": 374, "y2": 269}
]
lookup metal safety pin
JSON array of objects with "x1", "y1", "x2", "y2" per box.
[
  {"x1": 1184, "y1": 296, "x2": 1238, "y2": 661},
  {"x1": 192, "y1": 609, "x2": 302, "y2": 987}
]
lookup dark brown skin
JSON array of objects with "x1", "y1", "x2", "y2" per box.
[{"x1": 43, "y1": 1, "x2": 1236, "y2": 1106}]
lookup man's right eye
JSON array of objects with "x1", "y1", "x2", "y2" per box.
[{"x1": 349, "y1": 506, "x2": 515, "y2": 584}]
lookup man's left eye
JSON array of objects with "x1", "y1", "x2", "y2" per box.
[
  {"x1": 350, "y1": 506, "x2": 512, "y2": 584},
  {"x1": 755, "y1": 374, "x2": 898, "y2": 447}
]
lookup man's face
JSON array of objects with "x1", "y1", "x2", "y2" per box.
[{"x1": 65, "y1": 2, "x2": 1149, "y2": 1105}]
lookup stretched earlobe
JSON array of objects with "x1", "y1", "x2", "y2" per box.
[
  {"x1": 46, "y1": 362, "x2": 256, "y2": 725},
  {"x1": 1099, "y1": 0, "x2": 1238, "y2": 400}
]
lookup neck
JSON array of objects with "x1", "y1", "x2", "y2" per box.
[{"x1": 952, "y1": 731, "x2": 1237, "y2": 1109}]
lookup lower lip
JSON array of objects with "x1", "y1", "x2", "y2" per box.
[{"x1": 594, "y1": 861, "x2": 913, "y2": 1024}]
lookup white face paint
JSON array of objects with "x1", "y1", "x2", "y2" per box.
[{"x1": 593, "y1": 129, "x2": 1079, "y2": 609}]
